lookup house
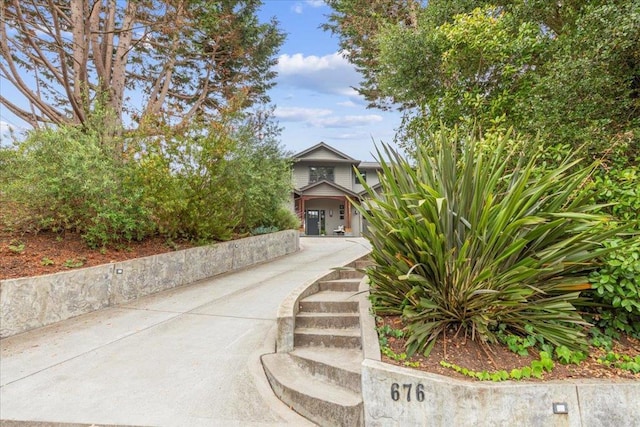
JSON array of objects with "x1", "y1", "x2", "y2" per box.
[{"x1": 291, "y1": 142, "x2": 382, "y2": 237}]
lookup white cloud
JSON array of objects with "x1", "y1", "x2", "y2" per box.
[
  {"x1": 334, "y1": 132, "x2": 367, "y2": 140},
  {"x1": 274, "y1": 106, "x2": 333, "y2": 122},
  {"x1": 337, "y1": 100, "x2": 358, "y2": 108},
  {"x1": 0, "y1": 120, "x2": 22, "y2": 146},
  {"x1": 275, "y1": 52, "x2": 361, "y2": 97},
  {"x1": 0, "y1": 121, "x2": 13, "y2": 133},
  {"x1": 314, "y1": 114, "x2": 383, "y2": 128},
  {"x1": 292, "y1": 0, "x2": 325, "y2": 14},
  {"x1": 275, "y1": 107, "x2": 382, "y2": 129}
]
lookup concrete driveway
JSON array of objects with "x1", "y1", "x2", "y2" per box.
[{"x1": 0, "y1": 237, "x2": 371, "y2": 426}]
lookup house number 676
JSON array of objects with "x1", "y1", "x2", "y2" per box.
[{"x1": 390, "y1": 383, "x2": 425, "y2": 402}]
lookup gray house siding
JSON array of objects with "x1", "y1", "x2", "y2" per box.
[{"x1": 291, "y1": 142, "x2": 381, "y2": 237}]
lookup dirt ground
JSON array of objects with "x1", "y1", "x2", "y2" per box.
[
  {"x1": 0, "y1": 230, "x2": 194, "y2": 280},
  {"x1": 377, "y1": 315, "x2": 640, "y2": 381}
]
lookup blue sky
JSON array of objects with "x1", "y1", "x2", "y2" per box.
[
  {"x1": 0, "y1": 0, "x2": 401, "y2": 160},
  {"x1": 260, "y1": 0, "x2": 401, "y2": 160}
]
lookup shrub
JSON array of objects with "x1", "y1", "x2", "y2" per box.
[
  {"x1": 2, "y1": 126, "x2": 155, "y2": 247},
  {"x1": 589, "y1": 239, "x2": 640, "y2": 336},
  {"x1": 355, "y1": 129, "x2": 629, "y2": 356},
  {"x1": 134, "y1": 126, "x2": 240, "y2": 242},
  {"x1": 133, "y1": 115, "x2": 293, "y2": 242},
  {"x1": 264, "y1": 207, "x2": 301, "y2": 231},
  {"x1": 585, "y1": 145, "x2": 640, "y2": 337},
  {"x1": 251, "y1": 225, "x2": 279, "y2": 235}
]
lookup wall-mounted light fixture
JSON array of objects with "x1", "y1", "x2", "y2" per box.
[
  {"x1": 329, "y1": 209, "x2": 333, "y2": 217},
  {"x1": 553, "y1": 403, "x2": 568, "y2": 414}
]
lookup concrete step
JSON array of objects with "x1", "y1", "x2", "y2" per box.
[
  {"x1": 261, "y1": 353, "x2": 363, "y2": 427},
  {"x1": 299, "y1": 291, "x2": 359, "y2": 313},
  {"x1": 296, "y1": 312, "x2": 360, "y2": 329},
  {"x1": 339, "y1": 269, "x2": 366, "y2": 280},
  {"x1": 295, "y1": 327, "x2": 362, "y2": 349},
  {"x1": 355, "y1": 259, "x2": 374, "y2": 270},
  {"x1": 290, "y1": 347, "x2": 363, "y2": 393},
  {"x1": 318, "y1": 278, "x2": 361, "y2": 292}
]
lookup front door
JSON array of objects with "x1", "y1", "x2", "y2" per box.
[{"x1": 306, "y1": 210, "x2": 320, "y2": 235}]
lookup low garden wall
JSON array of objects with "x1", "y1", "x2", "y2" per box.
[
  {"x1": 360, "y1": 307, "x2": 640, "y2": 427},
  {"x1": 272, "y1": 264, "x2": 640, "y2": 426},
  {"x1": 0, "y1": 230, "x2": 299, "y2": 338},
  {"x1": 361, "y1": 359, "x2": 640, "y2": 427}
]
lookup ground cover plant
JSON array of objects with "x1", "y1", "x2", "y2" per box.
[{"x1": 355, "y1": 129, "x2": 638, "y2": 373}]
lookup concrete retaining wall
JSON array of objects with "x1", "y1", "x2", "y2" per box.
[
  {"x1": 0, "y1": 230, "x2": 299, "y2": 338},
  {"x1": 362, "y1": 352, "x2": 640, "y2": 427},
  {"x1": 358, "y1": 283, "x2": 640, "y2": 426}
]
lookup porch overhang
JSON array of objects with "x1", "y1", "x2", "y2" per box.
[{"x1": 293, "y1": 180, "x2": 360, "y2": 233}]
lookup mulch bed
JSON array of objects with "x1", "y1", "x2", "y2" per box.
[{"x1": 377, "y1": 315, "x2": 640, "y2": 381}]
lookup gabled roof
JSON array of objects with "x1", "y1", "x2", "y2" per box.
[
  {"x1": 358, "y1": 182, "x2": 382, "y2": 197},
  {"x1": 357, "y1": 161, "x2": 382, "y2": 169},
  {"x1": 293, "y1": 142, "x2": 360, "y2": 164},
  {"x1": 297, "y1": 179, "x2": 360, "y2": 198}
]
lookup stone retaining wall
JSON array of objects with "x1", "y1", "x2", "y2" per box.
[{"x1": 0, "y1": 230, "x2": 299, "y2": 338}]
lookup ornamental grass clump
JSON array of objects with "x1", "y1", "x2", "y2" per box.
[{"x1": 355, "y1": 130, "x2": 629, "y2": 357}]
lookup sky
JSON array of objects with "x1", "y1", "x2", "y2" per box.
[
  {"x1": 258, "y1": 0, "x2": 402, "y2": 160},
  {"x1": 0, "y1": 0, "x2": 402, "y2": 161}
]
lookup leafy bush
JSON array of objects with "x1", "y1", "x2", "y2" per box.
[
  {"x1": 2, "y1": 126, "x2": 155, "y2": 247},
  {"x1": 589, "y1": 239, "x2": 640, "y2": 336},
  {"x1": 264, "y1": 207, "x2": 301, "y2": 231},
  {"x1": 226, "y1": 123, "x2": 295, "y2": 232},
  {"x1": 134, "y1": 124, "x2": 241, "y2": 242},
  {"x1": 133, "y1": 115, "x2": 293, "y2": 242},
  {"x1": 356, "y1": 129, "x2": 628, "y2": 356},
  {"x1": 585, "y1": 145, "x2": 640, "y2": 337},
  {"x1": 251, "y1": 225, "x2": 279, "y2": 235}
]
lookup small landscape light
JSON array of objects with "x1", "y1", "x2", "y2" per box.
[{"x1": 553, "y1": 402, "x2": 568, "y2": 414}]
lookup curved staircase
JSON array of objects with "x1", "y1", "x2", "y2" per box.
[{"x1": 261, "y1": 259, "x2": 371, "y2": 427}]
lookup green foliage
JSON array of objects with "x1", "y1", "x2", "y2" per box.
[
  {"x1": 496, "y1": 326, "x2": 586, "y2": 364},
  {"x1": 378, "y1": 323, "x2": 405, "y2": 339},
  {"x1": 357, "y1": 129, "x2": 629, "y2": 357},
  {"x1": 63, "y1": 258, "x2": 85, "y2": 269},
  {"x1": 377, "y1": 6, "x2": 545, "y2": 128},
  {"x1": 7, "y1": 239, "x2": 25, "y2": 254},
  {"x1": 496, "y1": 329, "x2": 536, "y2": 357},
  {"x1": 40, "y1": 257, "x2": 54, "y2": 266},
  {"x1": 329, "y1": 0, "x2": 640, "y2": 165},
  {"x1": 266, "y1": 207, "x2": 301, "y2": 231},
  {"x1": 2, "y1": 106, "x2": 293, "y2": 249},
  {"x1": 377, "y1": 322, "x2": 419, "y2": 367},
  {"x1": 228, "y1": 120, "x2": 295, "y2": 232},
  {"x1": 3, "y1": 0, "x2": 285, "y2": 134},
  {"x1": 2, "y1": 126, "x2": 155, "y2": 248},
  {"x1": 520, "y1": 1, "x2": 640, "y2": 156},
  {"x1": 589, "y1": 239, "x2": 640, "y2": 336},
  {"x1": 134, "y1": 120, "x2": 239, "y2": 242},
  {"x1": 251, "y1": 226, "x2": 279, "y2": 235},
  {"x1": 133, "y1": 113, "x2": 293, "y2": 242},
  {"x1": 554, "y1": 346, "x2": 587, "y2": 365},
  {"x1": 589, "y1": 328, "x2": 615, "y2": 351},
  {"x1": 377, "y1": 322, "x2": 405, "y2": 348},
  {"x1": 440, "y1": 351, "x2": 555, "y2": 381},
  {"x1": 598, "y1": 352, "x2": 640, "y2": 374}
]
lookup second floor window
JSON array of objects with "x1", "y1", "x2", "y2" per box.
[
  {"x1": 355, "y1": 170, "x2": 367, "y2": 184},
  {"x1": 309, "y1": 166, "x2": 334, "y2": 183}
]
